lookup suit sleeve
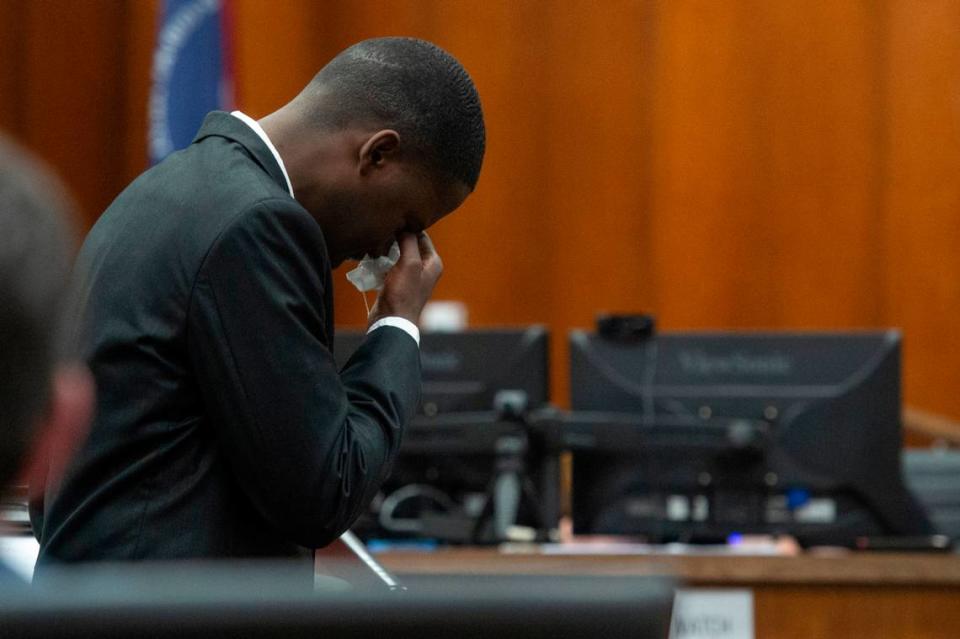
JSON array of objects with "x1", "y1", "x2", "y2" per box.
[{"x1": 187, "y1": 200, "x2": 420, "y2": 548}]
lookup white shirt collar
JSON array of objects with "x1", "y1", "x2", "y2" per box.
[{"x1": 230, "y1": 111, "x2": 295, "y2": 198}]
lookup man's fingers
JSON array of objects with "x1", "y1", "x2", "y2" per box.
[
  {"x1": 396, "y1": 232, "x2": 420, "y2": 265},
  {"x1": 417, "y1": 231, "x2": 437, "y2": 259},
  {"x1": 372, "y1": 232, "x2": 442, "y2": 326},
  {"x1": 418, "y1": 232, "x2": 443, "y2": 276}
]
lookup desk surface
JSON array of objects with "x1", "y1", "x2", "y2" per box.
[
  {"x1": 377, "y1": 547, "x2": 960, "y2": 586},
  {"x1": 377, "y1": 548, "x2": 960, "y2": 638}
]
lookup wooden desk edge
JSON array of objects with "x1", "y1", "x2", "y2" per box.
[{"x1": 377, "y1": 549, "x2": 960, "y2": 587}]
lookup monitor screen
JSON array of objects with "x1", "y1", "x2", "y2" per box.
[
  {"x1": 335, "y1": 326, "x2": 550, "y2": 416},
  {"x1": 334, "y1": 327, "x2": 554, "y2": 543},
  {"x1": 567, "y1": 329, "x2": 932, "y2": 545}
]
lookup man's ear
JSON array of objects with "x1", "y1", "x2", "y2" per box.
[
  {"x1": 358, "y1": 130, "x2": 401, "y2": 175},
  {"x1": 21, "y1": 364, "x2": 95, "y2": 504}
]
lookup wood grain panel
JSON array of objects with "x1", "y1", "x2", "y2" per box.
[
  {"x1": 883, "y1": 0, "x2": 960, "y2": 421},
  {"x1": 232, "y1": 0, "x2": 330, "y2": 118},
  {"x1": 649, "y1": 1, "x2": 886, "y2": 329},
  {"x1": 747, "y1": 1, "x2": 887, "y2": 328},
  {"x1": 16, "y1": 1, "x2": 132, "y2": 229},
  {"x1": 119, "y1": 0, "x2": 158, "y2": 181},
  {"x1": 378, "y1": 548, "x2": 960, "y2": 584},
  {"x1": 380, "y1": 549, "x2": 960, "y2": 638},
  {"x1": 0, "y1": 0, "x2": 958, "y2": 420},
  {"x1": 648, "y1": 1, "x2": 774, "y2": 328},
  {"x1": 537, "y1": 0, "x2": 659, "y2": 404},
  {"x1": 754, "y1": 586, "x2": 960, "y2": 639},
  {"x1": 0, "y1": 0, "x2": 26, "y2": 133}
]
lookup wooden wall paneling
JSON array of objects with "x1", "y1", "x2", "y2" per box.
[
  {"x1": 754, "y1": 586, "x2": 960, "y2": 639},
  {"x1": 2, "y1": 0, "x2": 957, "y2": 418},
  {"x1": 755, "y1": 1, "x2": 886, "y2": 328},
  {"x1": 120, "y1": 0, "x2": 158, "y2": 186},
  {"x1": 648, "y1": 2, "x2": 885, "y2": 330},
  {"x1": 321, "y1": 0, "x2": 437, "y2": 43},
  {"x1": 0, "y1": 0, "x2": 27, "y2": 135},
  {"x1": 648, "y1": 1, "x2": 773, "y2": 329},
  {"x1": 1, "y1": 0, "x2": 153, "y2": 235},
  {"x1": 17, "y1": 1, "x2": 131, "y2": 230},
  {"x1": 232, "y1": 0, "x2": 334, "y2": 120},
  {"x1": 883, "y1": 0, "x2": 960, "y2": 420},
  {"x1": 538, "y1": 0, "x2": 660, "y2": 405}
]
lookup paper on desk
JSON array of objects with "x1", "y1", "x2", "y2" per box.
[{"x1": 670, "y1": 589, "x2": 755, "y2": 639}]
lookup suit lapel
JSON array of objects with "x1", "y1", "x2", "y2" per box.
[
  {"x1": 192, "y1": 111, "x2": 336, "y2": 345},
  {"x1": 191, "y1": 111, "x2": 290, "y2": 195}
]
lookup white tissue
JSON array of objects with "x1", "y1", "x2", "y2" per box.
[{"x1": 345, "y1": 241, "x2": 401, "y2": 292}]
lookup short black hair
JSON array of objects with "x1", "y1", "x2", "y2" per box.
[
  {"x1": 0, "y1": 135, "x2": 74, "y2": 486},
  {"x1": 307, "y1": 37, "x2": 485, "y2": 190}
]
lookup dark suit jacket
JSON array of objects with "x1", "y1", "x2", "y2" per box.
[{"x1": 33, "y1": 112, "x2": 420, "y2": 567}]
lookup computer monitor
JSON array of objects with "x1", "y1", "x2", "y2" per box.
[
  {"x1": 334, "y1": 327, "x2": 550, "y2": 416},
  {"x1": 566, "y1": 328, "x2": 932, "y2": 545},
  {"x1": 334, "y1": 327, "x2": 555, "y2": 543}
]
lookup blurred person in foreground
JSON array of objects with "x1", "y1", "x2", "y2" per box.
[
  {"x1": 0, "y1": 135, "x2": 95, "y2": 584},
  {"x1": 32, "y1": 37, "x2": 484, "y2": 575}
]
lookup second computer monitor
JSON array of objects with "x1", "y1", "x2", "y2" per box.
[{"x1": 567, "y1": 329, "x2": 931, "y2": 545}]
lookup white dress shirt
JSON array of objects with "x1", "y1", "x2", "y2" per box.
[{"x1": 230, "y1": 111, "x2": 420, "y2": 346}]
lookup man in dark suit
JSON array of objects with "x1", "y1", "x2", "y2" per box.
[
  {"x1": 0, "y1": 134, "x2": 95, "y2": 583},
  {"x1": 33, "y1": 37, "x2": 485, "y2": 568}
]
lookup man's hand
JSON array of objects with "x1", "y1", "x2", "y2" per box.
[{"x1": 368, "y1": 232, "x2": 443, "y2": 326}]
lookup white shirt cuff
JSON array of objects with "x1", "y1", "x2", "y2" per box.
[{"x1": 367, "y1": 316, "x2": 420, "y2": 346}]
